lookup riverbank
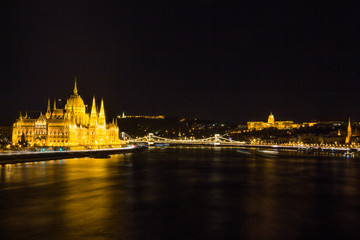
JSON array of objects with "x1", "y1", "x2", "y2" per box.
[{"x1": 0, "y1": 145, "x2": 143, "y2": 164}]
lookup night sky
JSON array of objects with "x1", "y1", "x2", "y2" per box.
[{"x1": 1, "y1": 1, "x2": 359, "y2": 124}]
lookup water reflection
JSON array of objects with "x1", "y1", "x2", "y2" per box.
[{"x1": 1, "y1": 148, "x2": 360, "y2": 239}]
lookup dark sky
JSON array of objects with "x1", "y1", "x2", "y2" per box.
[{"x1": 1, "y1": 0, "x2": 359, "y2": 124}]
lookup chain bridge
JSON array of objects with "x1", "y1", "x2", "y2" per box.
[
  {"x1": 119, "y1": 133, "x2": 360, "y2": 154},
  {"x1": 121, "y1": 132, "x2": 246, "y2": 146}
]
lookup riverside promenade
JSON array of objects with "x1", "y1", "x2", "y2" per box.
[{"x1": 0, "y1": 145, "x2": 140, "y2": 164}]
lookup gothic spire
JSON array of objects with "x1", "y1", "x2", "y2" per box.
[
  {"x1": 345, "y1": 118, "x2": 352, "y2": 144},
  {"x1": 99, "y1": 98, "x2": 105, "y2": 117},
  {"x1": 73, "y1": 77, "x2": 78, "y2": 95},
  {"x1": 89, "y1": 96, "x2": 98, "y2": 126},
  {"x1": 47, "y1": 98, "x2": 51, "y2": 112},
  {"x1": 98, "y1": 98, "x2": 106, "y2": 125},
  {"x1": 91, "y1": 96, "x2": 97, "y2": 114}
]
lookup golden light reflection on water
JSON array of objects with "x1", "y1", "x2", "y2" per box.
[
  {"x1": 61, "y1": 155, "x2": 134, "y2": 239},
  {"x1": 1, "y1": 149, "x2": 360, "y2": 240},
  {"x1": 0, "y1": 154, "x2": 134, "y2": 239}
]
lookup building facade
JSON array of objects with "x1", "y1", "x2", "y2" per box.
[
  {"x1": 247, "y1": 112, "x2": 317, "y2": 131},
  {"x1": 12, "y1": 80, "x2": 121, "y2": 147}
]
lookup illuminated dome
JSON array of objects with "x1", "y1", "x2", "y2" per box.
[
  {"x1": 66, "y1": 94, "x2": 85, "y2": 108},
  {"x1": 65, "y1": 79, "x2": 86, "y2": 113},
  {"x1": 268, "y1": 112, "x2": 275, "y2": 124}
]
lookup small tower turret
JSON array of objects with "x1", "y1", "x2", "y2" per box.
[
  {"x1": 98, "y1": 98, "x2": 106, "y2": 126},
  {"x1": 89, "y1": 96, "x2": 98, "y2": 126},
  {"x1": 46, "y1": 98, "x2": 51, "y2": 119}
]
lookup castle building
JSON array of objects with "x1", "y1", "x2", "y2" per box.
[
  {"x1": 12, "y1": 79, "x2": 121, "y2": 147},
  {"x1": 247, "y1": 112, "x2": 317, "y2": 131}
]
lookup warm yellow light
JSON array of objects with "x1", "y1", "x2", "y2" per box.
[{"x1": 12, "y1": 80, "x2": 122, "y2": 148}]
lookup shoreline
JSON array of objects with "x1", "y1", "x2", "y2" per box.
[
  {"x1": 1, "y1": 144, "x2": 359, "y2": 165},
  {"x1": 0, "y1": 145, "x2": 143, "y2": 164}
]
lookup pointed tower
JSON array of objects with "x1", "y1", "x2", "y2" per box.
[
  {"x1": 353, "y1": 127, "x2": 360, "y2": 137},
  {"x1": 87, "y1": 96, "x2": 98, "y2": 145},
  {"x1": 53, "y1": 98, "x2": 57, "y2": 110},
  {"x1": 46, "y1": 98, "x2": 51, "y2": 119},
  {"x1": 345, "y1": 118, "x2": 352, "y2": 144},
  {"x1": 96, "y1": 98, "x2": 107, "y2": 145},
  {"x1": 73, "y1": 77, "x2": 78, "y2": 95},
  {"x1": 89, "y1": 96, "x2": 98, "y2": 126},
  {"x1": 98, "y1": 98, "x2": 106, "y2": 126}
]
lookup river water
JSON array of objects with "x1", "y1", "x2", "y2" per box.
[{"x1": 1, "y1": 147, "x2": 360, "y2": 240}]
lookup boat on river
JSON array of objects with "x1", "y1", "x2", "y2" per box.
[
  {"x1": 255, "y1": 149, "x2": 279, "y2": 156},
  {"x1": 236, "y1": 149, "x2": 252, "y2": 155}
]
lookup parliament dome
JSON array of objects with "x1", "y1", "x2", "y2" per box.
[
  {"x1": 65, "y1": 79, "x2": 86, "y2": 113},
  {"x1": 66, "y1": 94, "x2": 85, "y2": 108}
]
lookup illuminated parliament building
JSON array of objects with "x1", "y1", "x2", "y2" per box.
[{"x1": 12, "y1": 80, "x2": 121, "y2": 147}]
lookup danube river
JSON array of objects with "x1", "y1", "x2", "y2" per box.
[{"x1": 1, "y1": 147, "x2": 360, "y2": 240}]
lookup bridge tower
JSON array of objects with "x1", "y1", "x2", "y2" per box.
[
  {"x1": 147, "y1": 133, "x2": 154, "y2": 145},
  {"x1": 214, "y1": 134, "x2": 220, "y2": 145},
  {"x1": 120, "y1": 132, "x2": 126, "y2": 140}
]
